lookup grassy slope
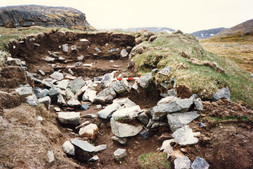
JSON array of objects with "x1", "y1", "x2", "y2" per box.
[{"x1": 132, "y1": 33, "x2": 253, "y2": 107}]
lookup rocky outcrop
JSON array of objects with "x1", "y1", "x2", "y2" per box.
[{"x1": 0, "y1": 5, "x2": 93, "y2": 30}]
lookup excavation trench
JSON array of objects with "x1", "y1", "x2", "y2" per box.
[{"x1": 1, "y1": 31, "x2": 253, "y2": 169}]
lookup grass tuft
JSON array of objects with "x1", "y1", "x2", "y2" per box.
[{"x1": 138, "y1": 152, "x2": 171, "y2": 169}]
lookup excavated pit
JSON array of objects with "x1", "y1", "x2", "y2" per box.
[{"x1": 1, "y1": 31, "x2": 253, "y2": 169}]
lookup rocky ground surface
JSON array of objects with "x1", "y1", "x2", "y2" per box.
[{"x1": 0, "y1": 31, "x2": 253, "y2": 169}]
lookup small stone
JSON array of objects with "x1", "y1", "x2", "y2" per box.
[
  {"x1": 56, "y1": 80, "x2": 70, "y2": 90},
  {"x1": 88, "y1": 155, "x2": 99, "y2": 162},
  {"x1": 26, "y1": 94, "x2": 38, "y2": 106},
  {"x1": 138, "y1": 128, "x2": 150, "y2": 140},
  {"x1": 45, "y1": 56, "x2": 55, "y2": 62},
  {"x1": 95, "y1": 47, "x2": 101, "y2": 53},
  {"x1": 81, "y1": 104, "x2": 89, "y2": 110},
  {"x1": 38, "y1": 70, "x2": 45, "y2": 76},
  {"x1": 194, "y1": 98, "x2": 203, "y2": 111},
  {"x1": 96, "y1": 105, "x2": 102, "y2": 109},
  {"x1": 71, "y1": 45, "x2": 77, "y2": 51},
  {"x1": 137, "y1": 112, "x2": 149, "y2": 125},
  {"x1": 68, "y1": 77, "x2": 85, "y2": 94},
  {"x1": 213, "y1": 87, "x2": 230, "y2": 101},
  {"x1": 95, "y1": 144, "x2": 107, "y2": 152},
  {"x1": 111, "y1": 136, "x2": 127, "y2": 145},
  {"x1": 50, "y1": 72, "x2": 64, "y2": 81},
  {"x1": 38, "y1": 96, "x2": 51, "y2": 109},
  {"x1": 67, "y1": 98, "x2": 81, "y2": 107},
  {"x1": 6, "y1": 57, "x2": 22, "y2": 66},
  {"x1": 174, "y1": 156, "x2": 191, "y2": 169},
  {"x1": 34, "y1": 88, "x2": 49, "y2": 99},
  {"x1": 80, "y1": 38, "x2": 90, "y2": 45},
  {"x1": 57, "y1": 94, "x2": 66, "y2": 105},
  {"x1": 57, "y1": 112, "x2": 80, "y2": 126},
  {"x1": 138, "y1": 73, "x2": 153, "y2": 88},
  {"x1": 114, "y1": 148, "x2": 127, "y2": 161},
  {"x1": 65, "y1": 88, "x2": 75, "y2": 100},
  {"x1": 199, "y1": 122, "x2": 206, "y2": 128},
  {"x1": 120, "y1": 49, "x2": 128, "y2": 58},
  {"x1": 250, "y1": 74, "x2": 253, "y2": 78},
  {"x1": 75, "y1": 62, "x2": 83, "y2": 67},
  {"x1": 158, "y1": 66, "x2": 171, "y2": 76},
  {"x1": 191, "y1": 157, "x2": 210, "y2": 169},
  {"x1": 83, "y1": 63, "x2": 93, "y2": 67},
  {"x1": 62, "y1": 44, "x2": 68, "y2": 53},
  {"x1": 79, "y1": 123, "x2": 99, "y2": 140},
  {"x1": 62, "y1": 141, "x2": 75, "y2": 156},
  {"x1": 37, "y1": 116, "x2": 43, "y2": 122},
  {"x1": 47, "y1": 151, "x2": 54, "y2": 164},
  {"x1": 78, "y1": 55, "x2": 85, "y2": 61},
  {"x1": 54, "y1": 107, "x2": 61, "y2": 112}
]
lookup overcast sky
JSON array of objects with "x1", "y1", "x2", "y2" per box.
[{"x1": 0, "y1": 0, "x2": 252, "y2": 33}]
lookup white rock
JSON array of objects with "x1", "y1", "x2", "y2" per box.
[
  {"x1": 47, "y1": 151, "x2": 54, "y2": 164},
  {"x1": 174, "y1": 156, "x2": 191, "y2": 169},
  {"x1": 82, "y1": 89, "x2": 97, "y2": 102},
  {"x1": 114, "y1": 148, "x2": 127, "y2": 161},
  {"x1": 120, "y1": 49, "x2": 128, "y2": 58},
  {"x1": 50, "y1": 72, "x2": 64, "y2": 81},
  {"x1": 62, "y1": 141, "x2": 75, "y2": 156},
  {"x1": 79, "y1": 123, "x2": 98, "y2": 139}
]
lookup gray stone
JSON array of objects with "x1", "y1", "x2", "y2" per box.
[
  {"x1": 57, "y1": 94, "x2": 66, "y2": 105},
  {"x1": 138, "y1": 73, "x2": 153, "y2": 88},
  {"x1": 47, "y1": 151, "x2": 54, "y2": 164},
  {"x1": 190, "y1": 94, "x2": 198, "y2": 100},
  {"x1": 7, "y1": 57, "x2": 22, "y2": 66},
  {"x1": 50, "y1": 72, "x2": 64, "y2": 81},
  {"x1": 68, "y1": 77, "x2": 85, "y2": 94},
  {"x1": 110, "y1": 81, "x2": 127, "y2": 95},
  {"x1": 168, "y1": 89, "x2": 177, "y2": 97},
  {"x1": 250, "y1": 74, "x2": 253, "y2": 78},
  {"x1": 77, "y1": 55, "x2": 85, "y2": 61},
  {"x1": 191, "y1": 157, "x2": 210, "y2": 169},
  {"x1": 112, "y1": 105, "x2": 141, "y2": 121},
  {"x1": 67, "y1": 98, "x2": 81, "y2": 107},
  {"x1": 160, "y1": 81, "x2": 171, "y2": 89},
  {"x1": 174, "y1": 156, "x2": 191, "y2": 169},
  {"x1": 16, "y1": 85, "x2": 33, "y2": 96},
  {"x1": 75, "y1": 62, "x2": 82, "y2": 67},
  {"x1": 49, "y1": 87, "x2": 65, "y2": 96},
  {"x1": 54, "y1": 107, "x2": 61, "y2": 112},
  {"x1": 94, "y1": 87, "x2": 116, "y2": 103},
  {"x1": 38, "y1": 96, "x2": 51, "y2": 109},
  {"x1": 71, "y1": 45, "x2": 77, "y2": 51},
  {"x1": 65, "y1": 88, "x2": 75, "y2": 100},
  {"x1": 213, "y1": 87, "x2": 230, "y2": 101},
  {"x1": 26, "y1": 94, "x2": 38, "y2": 106},
  {"x1": 110, "y1": 118, "x2": 143, "y2": 138},
  {"x1": 45, "y1": 56, "x2": 55, "y2": 62},
  {"x1": 95, "y1": 47, "x2": 101, "y2": 53},
  {"x1": 38, "y1": 70, "x2": 45, "y2": 76},
  {"x1": 172, "y1": 125, "x2": 200, "y2": 146},
  {"x1": 167, "y1": 111, "x2": 200, "y2": 132},
  {"x1": 137, "y1": 112, "x2": 149, "y2": 125},
  {"x1": 199, "y1": 122, "x2": 206, "y2": 128},
  {"x1": 56, "y1": 80, "x2": 70, "y2": 90},
  {"x1": 176, "y1": 99, "x2": 193, "y2": 111},
  {"x1": 95, "y1": 144, "x2": 107, "y2": 152},
  {"x1": 109, "y1": 48, "x2": 119, "y2": 52},
  {"x1": 194, "y1": 98, "x2": 203, "y2": 111},
  {"x1": 98, "y1": 102, "x2": 120, "y2": 119},
  {"x1": 101, "y1": 72, "x2": 115, "y2": 88},
  {"x1": 138, "y1": 128, "x2": 150, "y2": 140},
  {"x1": 80, "y1": 39, "x2": 90, "y2": 44},
  {"x1": 111, "y1": 136, "x2": 127, "y2": 145},
  {"x1": 62, "y1": 141, "x2": 75, "y2": 156},
  {"x1": 88, "y1": 155, "x2": 99, "y2": 162},
  {"x1": 157, "y1": 96, "x2": 179, "y2": 105},
  {"x1": 57, "y1": 112, "x2": 80, "y2": 126},
  {"x1": 114, "y1": 148, "x2": 127, "y2": 161},
  {"x1": 34, "y1": 88, "x2": 49, "y2": 99},
  {"x1": 82, "y1": 89, "x2": 97, "y2": 102},
  {"x1": 132, "y1": 81, "x2": 139, "y2": 91},
  {"x1": 158, "y1": 66, "x2": 171, "y2": 76},
  {"x1": 71, "y1": 139, "x2": 96, "y2": 153},
  {"x1": 62, "y1": 44, "x2": 68, "y2": 53},
  {"x1": 120, "y1": 49, "x2": 128, "y2": 58},
  {"x1": 81, "y1": 104, "x2": 89, "y2": 110}
]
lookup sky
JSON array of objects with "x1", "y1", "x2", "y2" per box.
[{"x1": 0, "y1": 0, "x2": 252, "y2": 33}]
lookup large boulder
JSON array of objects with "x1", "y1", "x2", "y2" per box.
[
  {"x1": 137, "y1": 73, "x2": 153, "y2": 88},
  {"x1": 68, "y1": 77, "x2": 85, "y2": 94}
]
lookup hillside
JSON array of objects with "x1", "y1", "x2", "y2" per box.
[
  {"x1": 0, "y1": 5, "x2": 93, "y2": 30},
  {"x1": 191, "y1": 27, "x2": 226, "y2": 39},
  {"x1": 215, "y1": 19, "x2": 253, "y2": 37}
]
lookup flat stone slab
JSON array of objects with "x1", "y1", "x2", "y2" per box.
[
  {"x1": 71, "y1": 139, "x2": 96, "y2": 153},
  {"x1": 172, "y1": 125, "x2": 200, "y2": 146}
]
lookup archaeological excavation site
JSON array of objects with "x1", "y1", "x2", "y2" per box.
[{"x1": 0, "y1": 5, "x2": 253, "y2": 169}]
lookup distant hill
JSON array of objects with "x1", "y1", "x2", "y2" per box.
[
  {"x1": 0, "y1": 5, "x2": 93, "y2": 30},
  {"x1": 191, "y1": 27, "x2": 227, "y2": 39},
  {"x1": 214, "y1": 19, "x2": 253, "y2": 37},
  {"x1": 124, "y1": 27, "x2": 175, "y2": 33}
]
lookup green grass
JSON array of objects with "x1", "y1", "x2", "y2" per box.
[
  {"x1": 138, "y1": 152, "x2": 171, "y2": 169},
  {"x1": 131, "y1": 33, "x2": 253, "y2": 107},
  {"x1": 210, "y1": 116, "x2": 249, "y2": 122}
]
